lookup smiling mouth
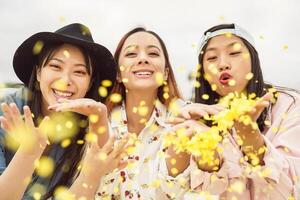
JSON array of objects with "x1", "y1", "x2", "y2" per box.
[
  {"x1": 52, "y1": 89, "x2": 73, "y2": 99},
  {"x1": 219, "y1": 73, "x2": 232, "y2": 85},
  {"x1": 133, "y1": 70, "x2": 154, "y2": 78}
]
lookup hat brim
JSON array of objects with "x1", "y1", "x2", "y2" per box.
[{"x1": 13, "y1": 32, "x2": 117, "y2": 86}]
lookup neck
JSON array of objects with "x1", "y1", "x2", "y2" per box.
[{"x1": 125, "y1": 89, "x2": 157, "y2": 135}]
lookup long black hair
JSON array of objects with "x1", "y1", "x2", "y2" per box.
[
  {"x1": 195, "y1": 24, "x2": 272, "y2": 132},
  {"x1": 26, "y1": 42, "x2": 111, "y2": 198}
]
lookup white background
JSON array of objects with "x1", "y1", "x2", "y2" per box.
[{"x1": 0, "y1": 0, "x2": 299, "y2": 99}]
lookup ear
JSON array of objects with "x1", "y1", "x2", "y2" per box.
[
  {"x1": 116, "y1": 72, "x2": 122, "y2": 83},
  {"x1": 164, "y1": 68, "x2": 169, "y2": 81},
  {"x1": 36, "y1": 66, "x2": 41, "y2": 82}
]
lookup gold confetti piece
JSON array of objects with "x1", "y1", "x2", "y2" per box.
[
  {"x1": 122, "y1": 78, "x2": 128, "y2": 83},
  {"x1": 219, "y1": 15, "x2": 225, "y2": 21},
  {"x1": 163, "y1": 93, "x2": 169, "y2": 99},
  {"x1": 229, "y1": 79, "x2": 236, "y2": 86},
  {"x1": 204, "y1": 73, "x2": 212, "y2": 81},
  {"x1": 193, "y1": 80, "x2": 201, "y2": 88},
  {"x1": 176, "y1": 66, "x2": 185, "y2": 72},
  {"x1": 33, "y1": 41, "x2": 44, "y2": 55},
  {"x1": 225, "y1": 32, "x2": 232, "y2": 38},
  {"x1": 202, "y1": 94, "x2": 209, "y2": 100},
  {"x1": 97, "y1": 126, "x2": 106, "y2": 134},
  {"x1": 211, "y1": 84, "x2": 217, "y2": 91},
  {"x1": 101, "y1": 80, "x2": 112, "y2": 87},
  {"x1": 264, "y1": 120, "x2": 271, "y2": 126},
  {"x1": 98, "y1": 152, "x2": 107, "y2": 160},
  {"x1": 82, "y1": 183, "x2": 88, "y2": 188},
  {"x1": 35, "y1": 156, "x2": 54, "y2": 177},
  {"x1": 259, "y1": 35, "x2": 264, "y2": 40},
  {"x1": 110, "y1": 93, "x2": 122, "y2": 103},
  {"x1": 63, "y1": 50, "x2": 70, "y2": 58},
  {"x1": 85, "y1": 132, "x2": 97, "y2": 142},
  {"x1": 98, "y1": 86, "x2": 108, "y2": 97},
  {"x1": 54, "y1": 186, "x2": 75, "y2": 200},
  {"x1": 233, "y1": 43, "x2": 242, "y2": 51},
  {"x1": 155, "y1": 72, "x2": 164, "y2": 86},
  {"x1": 61, "y1": 139, "x2": 71, "y2": 148},
  {"x1": 171, "y1": 167, "x2": 178, "y2": 175},
  {"x1": 89, "y1": 114, "x2": 99, "y2": 123},
  {"x1": 113, "y1": 187, "x2": 119, "y2": 193},
  {"x1": 33, "y1": 192, "x2": 42, "y2": 200},
  {"x1": 119, "y1": 65, "x2": 125, "y2": 71},
  {"x1": 58, "y1": 16, "x2": 65, "y2": 23},
  {"x1": 283, "y1": 45, "x2": 289, "y2": 50},
  {"x1": 243, "y1": 53, "x2": 250, "y2": 59},
  {"x1": 246, "y1": 73, "x2": 254, "y2": 80},
  {"x1": 53, "y1": 79, "x2": 68, "y2": 91},
  {"x1": 77, "y1": 140, "x2": 84, "y2": 144},
  {"x1": 231, "y1": 180, "x2": 245, "y2": 194},
  {"x1": 65, "y1": 121, "x2": 73, "y2": 129},
  {"x1": 170, "y1": 158, "x2": 177, "y2": 165},
  {"x1": 138, "y1": 105, "x2": 148, "y2": 117}
]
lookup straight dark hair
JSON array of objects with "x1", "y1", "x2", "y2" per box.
[
  {"x1": 195, "y1": 24, "x2": 272, "y2": 132},
  {"x1": 26, "y1": 42, "x2": 108, "y2": 198}
]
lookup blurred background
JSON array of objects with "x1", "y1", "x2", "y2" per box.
[{"x1": 0, "y1": 0, "x2": 299, "y2": 99}]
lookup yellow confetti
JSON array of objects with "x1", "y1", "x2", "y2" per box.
[
  {"x1": 61, "y1": 139, "x2": 71, "y2": 148},
  {"x1": 63, "y1": 50, "x2": 70, "y2": 58},
  {"x1": 85, "y1": 132, "x2": 97, "y2": 143},
  {"x1": 122, "y1": 78, "x2": 129, "y2": 83},
  {"x1": 228, "y1": 79, "x2": 236, "y2": 86},
  {"x1": 53, "y1": 79, "x2": 68, "y2": 91},
  {"x1": 193, "y1": 81, "x2": 201, "y2": 88},
  {"x1": 230, "y1": 180, "x2": 245, "y2": 194},
  {"x1": 119, "y1": 65, "x2": 125, "y2": 72},
  {"x1": 233, "y1": 42, "x2": 242, "y2": 51},
  {"x1": 89, "y1": 114, "x2": 99, "y2": 123},
  {"x1": 97, "y1": 126, "x2": 106, "y2": 134},
  {"x1": 245, "y1": 73, "x2": 254, "y2": 80},
  {"x1": 163, "y1": 93, "x2": 169, "y2": 99},
  {"x1": 202, "y1": 94, "x2": 209, "y2": 100},
  {"x1": 110, "y1": 93, "x2": 122, "y2": 103},
  {"x1": 155, "y1": 72, "x2": 164, "y2": 86},
  {"x1": 98, "y1": 152, "x2": 107, "y2": 160},
  {"x1": 98, "y1": 86, "x2": 108, "y2": 97},
  {"x1": 283, "y1": 45, "x2": 289, "y2": 50},
  {"x1": 35, "y1": 156, "x2": 54, "y2": 177},
  {"x1": 65, "y1": 121, "x2": 73, "y2": 129},
  {"x1": 77, "y1": 140, "x2": 84, "y2": 144},
  {"x1": 225, "y1": 32, "x2": 232, "y2": 38},
  {"x1": 243, "y1": 53, "x2": 250, "y2": 59},
  {"x1": 138, "y1": 105, "x2": 148, "y2": 117},
  {"x1": 101, "y1": 79, "x2": 112, "y2": 87},
  {"x1": 211, "y1": 84, "x2": 217, "y2": 91},
  {"x1": 54, "y1": 186, "x2": 75, "y2": 200},
  {"x1": 33, "y1": 41, "x2": 44, "y2": 55},
  {"x1": 171, "y1": 167, "x2": 178, "y2": 175}
]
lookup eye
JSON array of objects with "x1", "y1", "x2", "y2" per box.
[
  {"x1": 207, "y1": 56, "x2": 217, "y2": 61},
  {"x1": 49, "y1": 64, "x2": 61, "y2": 70},
  {"x1": 74, "y1": 70, "x2": 88, "y2": 76},
  {"x1": 125, "y1": 52, "x2": 137, "y2": 57},
  {"x1": 229, "y1": 51, "x2": 241, "y2": 56},
  {"x1": 148, "y1": 52, "x2": 160, "y2": 57}
]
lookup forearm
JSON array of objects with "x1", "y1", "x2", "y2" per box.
[
  {"x1": 69, "y1": 170, "x2": 102, "y2": 200},
  {"x1": 89, "y1": 117, "x2": 109, "y2": 148},
  {"x1": 235, "y1": 123, "x2": 265, "y2": 165},
  {"x1": 0, "y1": 147, "x2": 44, "y2": 200}
]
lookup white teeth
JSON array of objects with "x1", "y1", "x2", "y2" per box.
[
  {"x1": 135, "y1": 71, "x2": 153, "y2": 76},
  {"x1": 53, "y1": 89, "x2": 73, "y2": 97}
]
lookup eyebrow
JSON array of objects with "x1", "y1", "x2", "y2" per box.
[
  {"x1": 205, "y1": 42, "x2": 240, "y2": 52},
  {"x1": 124, "y1": 45, "x2": 161, "y2": 52},
  {"x1": 50, "y1": 57, "x2": 87, "y2": 67}
]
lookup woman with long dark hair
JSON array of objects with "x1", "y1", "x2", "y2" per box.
[
  {"x1": 0, "y1": 23, "x2": 128, "y2": 199},
  {"x1": 167, "y1": 24, "x2": 300, "y2": 199}
]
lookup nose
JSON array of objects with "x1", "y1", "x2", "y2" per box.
[
  {"x1": 60, "y1": 72, "x2": 72, "y2": 86},
  {"x1": 218, "y1": 55, "x2": 231, "y2": 72},
  {"x1": 137, "y1": 52, "x2": 149, "y2": 65}
]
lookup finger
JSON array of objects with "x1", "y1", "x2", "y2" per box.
[
  {"x1": 1, "y1": 103, "x2": 14, "y2": 125},
  {"x1": 102, "y1": 135, "x2": 117, "y2": 154},
  {"x1": 23, "y1": 106, "x2": 35, "y2": 129},
  {"x1": 111, "y1": 137, "x2": 129, "y2": 158},
  {"x1": 0, "y1": 116, "x2": 12, "y2": 132},
  {"x1": 179, "y1": 109, "x2": 191, "y2": 119},
  {"x1": 189, "y1": 108, "x2": 208, "y2": 118},
  {"x1": 9, "y1": 103, "x2": 24, "y2": 128},
  {"x1": 166, "y1": 117, "x2": 186, "y2": 125}
]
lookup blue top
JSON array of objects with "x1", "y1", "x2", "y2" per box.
[{"x1": 0, "y1": 87, "x2": 68, "y2": 199}]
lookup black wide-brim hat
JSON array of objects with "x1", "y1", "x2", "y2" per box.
[{"x1": 13, "y1": 23, "x2": 117, "y2": 86}]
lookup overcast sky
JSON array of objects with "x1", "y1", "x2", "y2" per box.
[{"x1": 0, "y1": 0, "x2": 299, "y2": 99}]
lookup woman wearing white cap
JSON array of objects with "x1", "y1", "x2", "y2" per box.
[{"x1": 166, "y1": 24, "x2": 300, "y2": 199}]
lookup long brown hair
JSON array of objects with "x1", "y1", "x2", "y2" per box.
[{"x1": 106, "y1": 27, "x2": 181, "y2": 112}]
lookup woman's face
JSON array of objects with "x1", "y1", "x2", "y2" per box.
[
  {"x1": 37, "y1": 43, "x2": 91, "y2": 111},
  {"x1": 203, "y1": 34, "x2": 252, "y2": 97},
  {"x1": 118, "y1": 31, "x2": 167, "y2": 92}
]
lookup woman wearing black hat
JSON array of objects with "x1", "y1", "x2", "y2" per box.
[{"x1": 0, "y1": 23, "x2": 128, "y2": 199}]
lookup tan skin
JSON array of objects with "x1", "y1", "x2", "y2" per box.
[{"x1": 166, "y1": 35, "x2": 270, "y2": 176}]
